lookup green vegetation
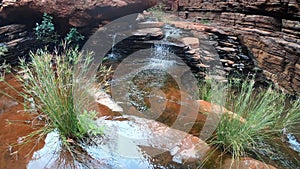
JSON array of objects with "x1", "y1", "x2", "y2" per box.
[
  {"x1": 148, "y1": 3, "x2": 166, "y2": 22},
  {"x1": 0, "y1": 44, "x2": 8, "y2": 57},
  {"x1": 18, "y1": 48, "x2": 103, "y2": 143},
  {"x1": 65, "y1": 28, "x2": 85, "y2": 45},
  {"x1": 34, "y1": 13, "x2": 58, "y2": 44},
  {"x1": 97, "y1": 64, "x2": 112, "y2": 91},
  {"x1": 199, "y1": 19, "x2": 210, "y2": 25},
  {"x1": 198, "y1": 80, "x2": 213, "y2": 101},
  {"x1": 199, "y1": 78, "x2": 300, "y2": 167},
  {"x1": 0, "y1": 14, "x2": 102, "y2": 159},
  {"x1": 0, "y1": 47, "x2": 109, "y2": 160},
  {"x1": 78, "y1": 110, "x2": 105, "y2": 136},
  {"x1": 198, "y1": 78, "x2": 228, "y2": 106},
  {"x1": 0, "y1": 61, "x2": 11, "y2": 80},
  {"x1": 34, "y1": 13, "x2": 84, "y2": 45},
  {"x1": 0, "y1": 44, "x2": 10, "y2": 80}
]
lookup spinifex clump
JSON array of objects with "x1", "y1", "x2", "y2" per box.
[
  {"x1": 201, "y1": 79, "x2": 300, "y2": 167},
  {"x1": 18, "y1": 48, "x2": 104, "y2": 148}
]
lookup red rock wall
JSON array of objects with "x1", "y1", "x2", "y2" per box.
[
  {"x1": 0, "y1": 0, "x2": 157, "y2": 65},
  {"x1": 0, "y1": 0, "x2": 157, "y2": 27},
  {"x1": 164, "y1": 0, "x2": 300, "y2": 94}
]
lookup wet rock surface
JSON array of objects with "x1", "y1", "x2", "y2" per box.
[
  {"x1": 0, "y1": 74, "x2": 45, "y2": 169},
  {"x1": 27, "y1": 115, "x2": 210, "y2": 169},
  {"x1": 107, "y1": 20, "x2": 256, "y2": 81},
  {"x1": 0, "y1": 74, "x2": 294, "y2": 169}
]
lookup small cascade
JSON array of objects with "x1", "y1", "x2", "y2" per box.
[
  {"x1": 110, "y1": 44, "x2": 176, "y2": 86},
  {"x1": 163, "y1": 25, "x2": 182, "y2": 39},
  {"x1": 112, "y1": 43, "x2": 177, "y2": 112},
  {"x1": 107, "y1": 33, "x2": 120, "y2": 59},
  {"x1": 148, "y1": 44, "x2": 175, "y2": 69}
]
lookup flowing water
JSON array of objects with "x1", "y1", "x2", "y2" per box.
[
  {"x1": 287, "y1": 134, "x2": 300, "y2": 153},
  {"x1": 0, "y1": 77, "x2": 211, "y2": 169},
  {"x1": 107, "y1": 33, "x2": 121, "y2": 60},
  {"x1": 0, "y1": 44, "x2": 210, "y2": 169},
  {"x1": 1, "y1": 25, "x2": 300, "y2": 169}
]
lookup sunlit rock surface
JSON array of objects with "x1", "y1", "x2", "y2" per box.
[{"x1": 27, "y1": 115, "x2": 210, "y2": 169}]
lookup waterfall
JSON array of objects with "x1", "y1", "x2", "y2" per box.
[
  {"x1": 107, "y1": 33, "x2": 120, "y2": 59},
  {"x1": 112, "y1": 33, "x2": 117, "y2": 54},
  {"x1": 148, "y1": 44, "x2": 175, "y2": 69}
]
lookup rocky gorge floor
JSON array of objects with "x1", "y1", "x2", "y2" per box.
[
  {"x1": 0, "y1": 73, "x2": 279, "y2": 169},
  {"x1": 0, "y1": 1, "x2": 300, "y2": 168}
]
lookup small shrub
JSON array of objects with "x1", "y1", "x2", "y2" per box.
[
  {"x1": 65, "y1": 28, "x2": 84, "y2": 45},
  {"x1": 198, "y1": 78, "x2": 228, "y2": 105},
  {"x1": 198, "y1": 80, "x2": 213, "y2": 101},
  {"x1": 34, "y1": 13, "x2": 85, "y2": 48},
  {"x1": 78, "y1": 110, "x2": 105, "y2": 137},
  {"x1": 34, "y1": 13, "x2": 58, "y2": 44}
]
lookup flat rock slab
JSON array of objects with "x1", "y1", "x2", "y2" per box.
[
  {"x1": 133, "y1": 28, "x2": 164, "y2": 39},
  {"x1": 180, "y1": 37, "x2": 200, "y2": 49},
  {"x1": 138, "y1": 22, "x2": 165, "y2": 29}
]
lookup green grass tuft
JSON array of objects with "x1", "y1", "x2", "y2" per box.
[
  {"x1": 147, "y1": 3, "x2": 167, "y2": 22},
  {"x1": 199, "y1": 78, "x2": 300, "y2": 167},
  {"x1": 17, "y1": 48, "x2": 104, "y2": 145}
]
